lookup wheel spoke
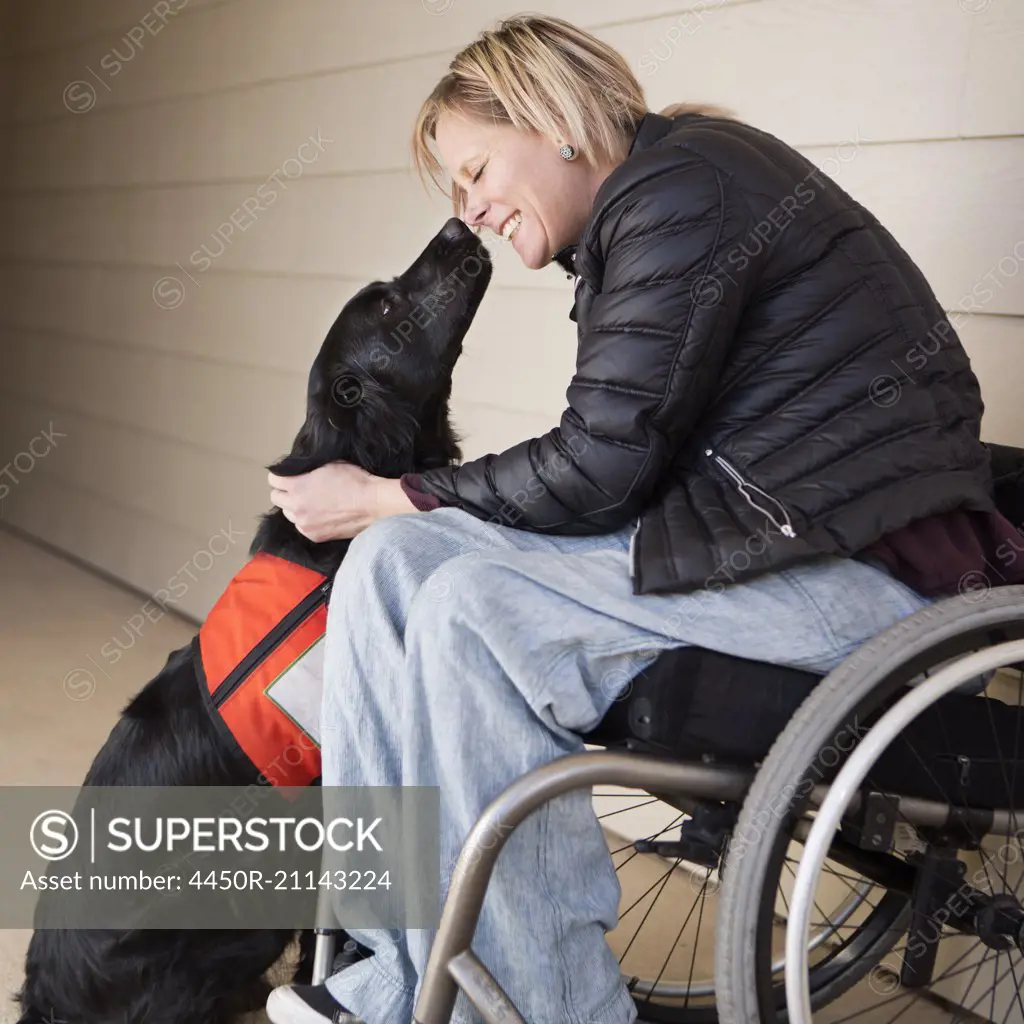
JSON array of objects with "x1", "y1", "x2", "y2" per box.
[
  {"x1": 948, "y1": 945, "x2": 997, "y2": 1021},
  {"x1": 638, "y1": 869, "x2": 710, "y2": 1008},
  {"x1": 990, "y1": 950, "x2": 999, "y2": 1024},
  {"x1": 617, "y1": 857, "x2": 683, "y2": 968},
  {"x1": 824, "y1": 977, "x2": 923, "y2": 1023},
  {"x1": 998, "y1": 943, "x2": 1024, "y2": 1024},
  {"x1": 682, "y1": 876, "x2": 710, "y2": 1008},
  {"x1": 598, "y1": 797, "x2": 662, "y2": 820},
  {"x1": 781, "y1": 859, "x2": 841, "y2": 940},
  {"x1": 962, "y1": 952, "x2": 1021, "y2": 1020},
  {"x1": 983, "y1": 687, "x2": 1021, "y2": 847},
  {"x1": 617, "y1": 857, "x2": 684, "y2": 922}
]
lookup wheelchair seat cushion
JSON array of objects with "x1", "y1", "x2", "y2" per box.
[{"x1": 582, "y1": 646, "x2": 820, "y2": 762}]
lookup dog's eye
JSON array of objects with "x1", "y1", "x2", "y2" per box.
[{"x1": 380, "y1": 298, "x2": 393, "y2": 317}]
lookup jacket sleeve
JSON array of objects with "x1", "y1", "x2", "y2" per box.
[{"x1": 413, "y1": 147, "x2": 766, "y2": 534}]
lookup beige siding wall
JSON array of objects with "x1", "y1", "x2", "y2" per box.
[
  {"x1": 0, "y1": 0, "x2": 11, "y2": 163},
  {"x1": 0, "y1": 0, "x2": 15, "y2": 465},
  {"x1": 0, "y1": 0, "x2": 1021, "y2": 618}
]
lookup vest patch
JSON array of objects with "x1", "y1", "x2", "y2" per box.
[{"x1": 264, "y1": 634, "x2": 325, "y2": 747}]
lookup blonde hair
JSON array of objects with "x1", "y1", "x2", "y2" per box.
[{"x1": 412, "y1": 14, "x2": 733, "y2": 216}]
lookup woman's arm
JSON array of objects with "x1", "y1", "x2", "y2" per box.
[{"x1": 411, "y1": 147, "x2": 766, "y2": 534}]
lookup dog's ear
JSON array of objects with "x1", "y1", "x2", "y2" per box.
[
  {"x1": 16, "y1": 1009, "x2": 54, "y2": 1023},
  {"x1": 267, "y1": 409, "x2": 336, "y2": 477},
  {"x1": 266, "y1": 452, "x2": 323, "y2": 477}
]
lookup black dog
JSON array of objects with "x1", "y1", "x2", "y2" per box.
[{"x1": 17, "y1": 218, "x2": 491, "y2": 1024}]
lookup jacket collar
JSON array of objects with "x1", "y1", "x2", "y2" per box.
[
  {"x1": 628, "y1": 110, "x2": 675, "y2": 155},
  {"x1": 551, "y1": 243, "x2": 577, "y2": 277},
  {"x1": 549, "y1": 112, "x2": 674, "y2": 276}
]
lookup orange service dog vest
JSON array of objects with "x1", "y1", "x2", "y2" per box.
[{"x1": 193, "y1": 552, "x2": 331, "y2": 787}]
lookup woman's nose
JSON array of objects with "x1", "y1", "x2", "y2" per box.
[{"x1": 463, "y1": 192, "x2": 488, "y2": 228}]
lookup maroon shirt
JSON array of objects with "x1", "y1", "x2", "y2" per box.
[
  {"x1": 401, "y1": 475, "x2": 443, "y2": 512},
  {"x1": 401, "y1": 475, "x2": 1024, "y2": 599},
  {"x1": 857, "y1": 508, "x2": 1024, "y2": 597}
]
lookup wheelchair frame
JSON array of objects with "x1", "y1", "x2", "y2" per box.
[
  {"x1": 311, "y1": 757, "x2": 1020, "y2": 1020},
  {"x1": 310, "y1": 588, "x2": 1024, "y2": 1024}
]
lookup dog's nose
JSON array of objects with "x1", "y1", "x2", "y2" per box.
[{"x1": 441, "y1": 217, "x2": 469, "y2": 243}]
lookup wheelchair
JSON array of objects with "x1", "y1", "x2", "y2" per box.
[{"x1": 314, "y1": 442, "x2": 1024, "y2": 1024}]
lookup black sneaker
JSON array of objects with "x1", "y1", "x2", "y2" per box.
[{"x1": 265, "y1": 983, "x2": 364, "y2": 1023}]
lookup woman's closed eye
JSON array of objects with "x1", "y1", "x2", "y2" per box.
[{"x1": 471, "y1": 163, "x2": 486, "y2": 184}]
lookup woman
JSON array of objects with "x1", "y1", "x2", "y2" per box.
[{"x1": 265, "y1": 15, "x2": 1021, "y2": 1024}]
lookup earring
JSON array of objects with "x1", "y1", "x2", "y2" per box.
[{"x1": 558, "y1": 143, "x2": 577, "y2": 161}]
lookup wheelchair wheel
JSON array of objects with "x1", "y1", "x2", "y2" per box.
[
  {"x1": 596, "y1": 792, "x2": 909, "y2": 1021},
  {"x1": 716, "y1": 585, "x2": 1024, "y2": 1023}
]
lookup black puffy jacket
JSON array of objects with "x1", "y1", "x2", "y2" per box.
[{"x1": 414, "y1": 111, "x2": 995, "y2": 595}]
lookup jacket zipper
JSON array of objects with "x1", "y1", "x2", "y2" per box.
[
  {"x1": 705, "y1": 448, "x2": 798, "y2": 538},
  {"x1": 211, "y1": 579, "x2": 332, "y2": 708},
  {"x1": 628, "y1": 515, "x2": 641, "y2": 578}
]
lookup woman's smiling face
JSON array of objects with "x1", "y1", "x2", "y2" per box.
[{"x1": 434, "y1": 112, "x2": 612, "y2": 270}]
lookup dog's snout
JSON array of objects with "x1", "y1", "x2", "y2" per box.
[{"x1": 440, "y1": 217, "x2": 470, "y2": 244}]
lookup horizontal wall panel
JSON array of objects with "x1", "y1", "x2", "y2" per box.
[
  {"x1": 0, "y1": 397, "x2": 78, "y2": 505},
  {"x1": 0, "y1": 304, "x2": 577, "y2": 477},
  {"x1": 0, "y1": 393, "x2": 272, "y2": 542},
  {"x1": 9, "y1": 0, "x2": 755, "y2": 122},
  {"x1": 11, "y1": 0, "x2": 1017, "y2": 163},
  {"x1": 0, "y1": 329, "x2": 308, "y2": 463},
  {"x1": 9, "y1": 0, "x2": 226, "y2": 56},
  {"x1": 5, "y1": 54, "x2": 453, "y2": 188},
  {"x1": 961, "y1": 1, "x2": 1024, "y2": 138},
  {"x1": 450, "y1": 292, "x2": 578, "y2": 420},
  {"x1": 2, "y1": 137, "x2": 1020, "y2": 313},
  {"x1": 0, "y1": 297, "x2": 581, "y2": 514},
  {"x1": 0, "y1": 527, "x2": 189, "y2": 672},
  {"x1": 0, "y1": 172, "x2": 564, "y2": 291},
  {"x1": 958, "y1": 314, "x2": 1024, "y2": 448},
  {"x1": 609, "y1": 0, "x2": 974, "y2": 147},
  {"x1": 0, "y1": 0, "x2": 12, "y2": 198},
  {"x1": 0, "y1": 469, "x2": 246, "y2": 620},
  {"x1": 820, "y1": 137, "x2": 1024, "y2": 319},
  {"x1": 0, "y1": 398, "x2": 248, "y2": 624},
  {"x1": 451, "y1": 401, "x2": 561, "y2": 463},
  {"x1": 0, "y1": 262, "x2": 349, "y2": 373},
  {"x1": 0, "y1": 260, "x2": 579, "y2": 410}
]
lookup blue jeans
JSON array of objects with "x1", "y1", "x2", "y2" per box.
[{"x1": 319, "y1": 507, "x2": 929, "y2": 1023}]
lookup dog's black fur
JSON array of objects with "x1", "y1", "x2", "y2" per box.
[{"x1": 17, "y1": 218, "x2": 491, "y2": 1024}]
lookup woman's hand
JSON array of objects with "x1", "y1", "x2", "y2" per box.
[{"x1": 267, "y1": 463, "x2": 418, "y2": 542}]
